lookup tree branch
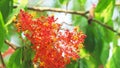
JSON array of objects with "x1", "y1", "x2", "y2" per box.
[
  {"x1": 14, "y1": 6, "x2": 120, "y2": 35},
  {"x1": 4, "y1": 40, "x2": 17, "y2": 50},
  {"x1": 92, "y1": 19, "x2": 120, "y2": 35},
  {"x1": 13, "y1": 6, "x2": 89, "y2": 18},
  {"x1": 0, "y1": 52, "x2": 6, "y2": 68}
]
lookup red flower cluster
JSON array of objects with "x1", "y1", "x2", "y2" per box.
[{"x1": 17, "y1": 10, "x2": 86, "y2": 68}]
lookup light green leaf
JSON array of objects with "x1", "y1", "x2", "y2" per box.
[
  {"x1": 80, "y1": 49, "x2": 98, "y2": 68},
  {"x1": 59, "y1": 0, "x2": 70, "y2": 5},
  {"x1": 0, "y1": 12, "x2": 5, "y2": 51},
  {"x1": 95, "y1": 0, "x2": 115, "y2": 23},
  {"x1": 106, "y1": 46, "x2": 120, "y2": 68},
  {"x1": 100, "y1": 42, "x2": 109, "y2": 65},
  {"x1": 73, "y1": 0, "x2": 86, "y2": 10}
]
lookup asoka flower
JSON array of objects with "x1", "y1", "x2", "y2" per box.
[{"x1": 17, "y1": 10, "x2": 86, "y2": 68}]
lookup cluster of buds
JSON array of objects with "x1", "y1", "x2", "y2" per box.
[{"x1": 17, "y1": 10, "x2": 86, "y2": 68}]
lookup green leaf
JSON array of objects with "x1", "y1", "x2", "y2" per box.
[
  {"x1": 84, "y1": 24, "x2": 96, "y2": 53},
  {"x1": 106, "y1": 46, "x2": 120, "y2": 68},
  {"x1": 95, "y1": 0, "x2": 115, "y2": 23},
  {"x1": 7, "y1": 47, "x2": 34, "y2": 68},
  {"x1": 5, "y1": 0, "x2": 28, "y2": 27},
  {"x1": 59, "y1": 0, "x2": 69, "y2": 5},
  {"x1": 59, "y1": 0, "x2": 64, "y2": 4},
  {"x1": 7, "y1": 48, "x2": 23, "y2": 68},
  {"x1": 72, "y1": 15, "x2": 88, "y2": 33},
  {"x1": 83, "y1": 22, "x2": 113, "y2": 67},
  {"x1": 100, "y1": 42, "x2": 109, "y2": 65},
  {"x1": 22, "y1": 47, "x2": 34, "y2": 68},
  {"x1": 0, "y1": 0, "x2": 13, "y2": 22},
  {"x1": 0, "y1": 12, "x2": 5, "y2": 51},
  {"x1": 72, "y1": 0, "x2": 86, "y2": 10},
  {"x1": 66, "y1": 60, "x2": 79, "y2": 68},
  {"x1": 80, "y1": 49, "x2": 98, "y2": 68}
]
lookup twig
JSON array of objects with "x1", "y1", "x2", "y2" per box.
[
  {"x1": 92, "y1": 19, "x2": 120, "y2": 35},
  {"x1": 13, "y1": 6, "x2": 120, "y2": 35},
  {"x1": 13, "y1": 6, "x2": 89, "y2": 18},
  {"x1": 0, "y1": 52, "x2": 6, "y2": 68},
  {"x1": 4, "y1": 40, "x2": 17, "y2": 50}
]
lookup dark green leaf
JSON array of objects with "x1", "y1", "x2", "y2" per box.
[
  {"x1": 7, "y1": 47, "x2": 34, "y2": 68},
  {"x1": 66, "y1": 60, "x2": 79, "y2": 68},
  {"x1": 7, "y1": 48, "x2": 23, "y2": 68},
  {"x1": 0, "y1": 12, "x2": 5, "y2": 51},
  {"x1": 83, "y1": 22, "x2": 113, "y2": 67},
  {"x1": 84, "y1": 24, "x2": 96, "y2": 53},
  {"x1": 22, "y1": 47, "x2": 34, "y2": 68},
  {"x1": 5, "y1": 0, "x2": 28, "y2": 27},
  {"x1": 59, "y1": 0, "x2": 64, "y2": 4},
  {"x1": 59, "y1": 0, "x2": 69, "y2": 5},
  {"x1": 0, "y1": 0, "x2": 13, "y2": 22}
]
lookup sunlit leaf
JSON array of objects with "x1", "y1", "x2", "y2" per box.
[
  {"x1": 106, "y1": 46, "x2": 120, "y2": 68},
  {"x1": 0, "y1": 12, "x2": 5, "y2": 51},
  {"x1": 59, "y1": 0, "x2": 69, "y2": 5},
  {"x1": 95, "y1": 0, "x2": 115, "y2": 23},
  {"x1": 80, "y1": 49, "x2": 98, "y2": 68}
]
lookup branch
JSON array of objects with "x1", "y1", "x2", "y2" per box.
[
  {"x1": 0, "y1": 52, "x2": 6, "y2": 68},
  {"x1": 13, "y1": 6, "x2": 89, "y2": 18},
  {"x1": 4, "y1": 40, "x2": 17, "y2": 50},
  {"x1": 13, "y1": 6, "x2": 120, "y2": 36},
  {"x1": 92, "y1": 19, "x2": 120, "y2": 35}
]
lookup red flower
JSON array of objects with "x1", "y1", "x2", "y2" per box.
[{"x1": 17, "y1": 10, "x2": 86, "y2": 68}]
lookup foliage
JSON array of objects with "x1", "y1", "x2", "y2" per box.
[
  {"x1": 0, "y1": 0, "x2": 120, "y2": 68},
  {"x1": 7, "y1": 47, "x2": 34, "y2": 68}
]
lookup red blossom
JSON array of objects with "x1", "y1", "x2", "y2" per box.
[{"x1": 17, "y1": 10, "x2": 86, "y2": 68}]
